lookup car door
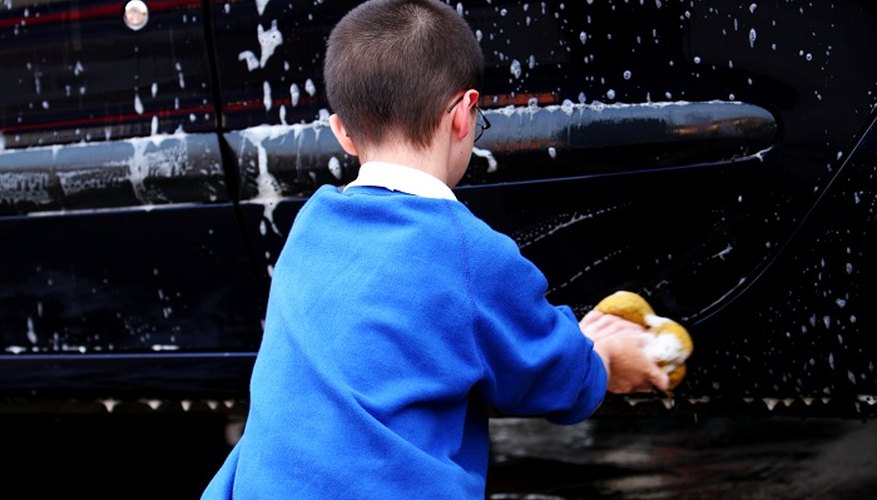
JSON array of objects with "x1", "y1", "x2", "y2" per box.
[
  {"x1": 456, "y1": 0, "x2": 877, "y2": 417},
  {"x1": 0, "y1": 0, "x2": 264, "y2": 401},
  {"x1": 213, "y1": 0, "x2": 877, "y2": 416}
]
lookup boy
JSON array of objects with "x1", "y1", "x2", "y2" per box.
[{"x1": 203, "y1": 0, "x2": 668, "y2": 498}]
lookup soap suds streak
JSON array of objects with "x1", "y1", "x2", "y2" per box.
[
  {"x1": 547, "y1": 248, "x2": 626, "y2": 295},
  {"x1": 236, "y1": 119, "x2": 333, "y2": 235},
  {"x1": 517, "y1": 205, "x2": 628, "y2": 250}
]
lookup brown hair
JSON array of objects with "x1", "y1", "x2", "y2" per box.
[{"x1": 324, "y1": 0, "x2": 483, "y2": 150}]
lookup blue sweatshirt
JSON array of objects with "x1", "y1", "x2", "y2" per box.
[{"x1": 203, "y1": 182, "x2": 607, "y2": 499}]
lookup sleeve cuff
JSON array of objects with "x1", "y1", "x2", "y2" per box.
[{"x1": 546, "y1": 347, "x2": 608, "y2": 425}]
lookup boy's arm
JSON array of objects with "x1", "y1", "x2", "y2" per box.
[
  {"x1": 580, "y1": 310, "x2": 670, "y2": 393},
  {"x1": 460, "y1": 212, "x2": 663, "y2": 421}
]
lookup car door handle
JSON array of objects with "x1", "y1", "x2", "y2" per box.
[{"x1": 465, "y1": 100, "x2": 779, "y2": 182}]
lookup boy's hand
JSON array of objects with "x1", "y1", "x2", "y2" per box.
[
  {"x1": 579, "y1": 310, "x2": 670, "y2": 394},
  {"x1": 579, "y1": 309, "x2": 644, "y2": 341}
]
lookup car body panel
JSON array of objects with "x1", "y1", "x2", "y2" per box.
[
  {"x1": 1, "y1": 0, "x2": 876, "y2": 416},
  {"x1": 0, "y1": 0, "x2": 265, "y2": 398}
]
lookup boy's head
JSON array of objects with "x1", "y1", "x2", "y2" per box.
[{"x1": 324, "y1": 0, "x2": 484, "y2": 151}]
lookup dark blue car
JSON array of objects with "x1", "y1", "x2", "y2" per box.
[{"x1": 1, "y1": 0, "x2": 876, "y2": 419}]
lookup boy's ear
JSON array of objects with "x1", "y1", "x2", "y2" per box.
[
  {"x1": 450, "y1": 90, "x2": 479, "y2": 140},
  {"x1": 329, "y1": 114, "x2": 359, "y2": 157}
]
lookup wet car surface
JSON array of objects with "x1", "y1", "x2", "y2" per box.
[{"x1": 2, "y1": 0, "x2": 876, "y2": 418}]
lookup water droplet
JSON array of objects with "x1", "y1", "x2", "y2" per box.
[
  {"x1": 290, "y1": 83, "x2": 300, "y2": 106},
  {"x1": 510, "y1": 59, "x2": 522, "y2": 79},
  {"x1": 263, "y1": 81, "x2": 272, "y2": 111},
  {"x1": 134, "y1": 93, "x2": 144, "y2": 115},
  {"x1": 328, "y1": 156, "x2": 342, "y2": 179},
  {"x1": 26, "y1": 317, "x2": 36, "y2": 344}
]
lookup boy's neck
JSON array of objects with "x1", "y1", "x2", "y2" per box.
[{"x1": 359, "y1": 139, "x2": 454, "y2": 186}]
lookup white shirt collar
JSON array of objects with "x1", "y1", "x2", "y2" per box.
[{"x1": 343, "y1": 161, "x2": 457, "y2": 201}]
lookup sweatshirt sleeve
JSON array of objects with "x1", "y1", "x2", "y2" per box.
[{"x1": 460, "y1": 212, "x2": 608, "y2": 424}]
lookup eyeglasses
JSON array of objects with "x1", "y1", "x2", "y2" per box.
[{"x1": 447, "y1": 94, "x2": 491, "y2": 142}]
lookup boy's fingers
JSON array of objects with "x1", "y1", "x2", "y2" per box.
[
  {"x1": 649, "y1": 367, "x2": 670, "y2": 391},
  {"x1": 598, "y1": 318, "x2": 646, "y2": 337},
  {"x1": 581, "y1": 309, "x2": 604, "y2": 322},
  {"x1": 579, "y1": 310, "x2": 605, "y2": 329},
  {"x1": 630, "y1": 332, "x2": 654, "y2": 346}
]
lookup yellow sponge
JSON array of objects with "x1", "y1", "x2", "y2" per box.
[
  {"x1": 595, "y1": 291, "x2": 693, "y2": 390},
  {"x1": 594, "y1": 291, "x2": 655, "y2": 325}
]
